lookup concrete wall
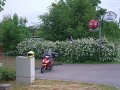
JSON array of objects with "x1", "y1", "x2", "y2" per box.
[{"x1": 16, "y1": 56, "x2": 35, "y2": 85}]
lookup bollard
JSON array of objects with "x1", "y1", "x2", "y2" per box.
[
  {"x1": 16, "y1": 56, "x2": 35, "y2": 85},
  {"x1": 0, "y1": 84, "x2": 12, "y2": 90}
]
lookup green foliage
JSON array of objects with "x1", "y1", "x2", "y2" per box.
[
  {"x1": 0, "y1": 0, "x2": 6, "y2": 11},
  {"x1": 89, "y1": 0, "x2": 101, "y2": 6},
  {"x1": 17, "y1": 38, "x2": 118, "y2": 63},
  {"x1": 102, "y1": 21, "x2": 120, "y2": 42},
  {"x1": 0, "y1": 67, "x2": 16, "y2": 81},
  {"x1": 96, "y1": 7, "x2": 106, "y2": 19},
  {"x1": 38, "y1": 0, "x2": 105, "y2": 41},
  {"x1": 0, "y1": 14, "x2": 31, "y2": 52}
]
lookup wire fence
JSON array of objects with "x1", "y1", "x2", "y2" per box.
[
  {"x1": 0, "y1": 52, "x2": 41, "y2": 68},
  {"x1": 0, "y1": 52, "x2": 16, "y2": 68}
]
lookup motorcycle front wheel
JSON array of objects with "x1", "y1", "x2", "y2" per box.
[{"x1": 41, "y1": 66, "x2": 46, "y2": 73}]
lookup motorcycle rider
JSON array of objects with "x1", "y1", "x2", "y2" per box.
[
  {"x1": 44, "y1": 49, "x2": 57, "y2": 57},
  {"x1": 43, "y1": 49, "x2": 57, "y2": 67}
]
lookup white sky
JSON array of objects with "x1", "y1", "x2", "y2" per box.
[{"x1": 0, "y1": 0, "x2": 120, "y2": 26}]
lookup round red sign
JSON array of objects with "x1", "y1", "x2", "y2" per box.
[{"x1": 89, "y1": 20, "x2": 99, "y2": 29}]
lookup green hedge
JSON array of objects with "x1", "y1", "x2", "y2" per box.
[
  {"x1": 0, "y1": 67, "x2": 16, "y2": 81},
  {"x1": 17, "y1": 37, "x2": 118, "y2": 63}
]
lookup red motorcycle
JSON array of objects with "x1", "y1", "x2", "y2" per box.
[{"x1": 41, "y1": 50, "x2": 57, "y2": 73}]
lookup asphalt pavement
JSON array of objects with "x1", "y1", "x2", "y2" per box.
[{"x1": 35, "y1": 64, "x2": 120, "y2": 89}]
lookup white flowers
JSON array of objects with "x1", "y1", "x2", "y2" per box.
[{"x1": 17, "y1": 37, "x2": 118, "y2": 63}]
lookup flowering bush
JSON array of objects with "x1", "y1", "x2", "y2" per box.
[{"x1": 17, "y1": 37, "x2": 118, "y2": 63}]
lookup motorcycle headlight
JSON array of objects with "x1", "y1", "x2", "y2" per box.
[{"x1": 45, "y1": 56, "x2": 49, "y2": 58}]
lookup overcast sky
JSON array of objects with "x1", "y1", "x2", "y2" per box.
[{"x1": 0, "y1": 0, "x2": 120, "y2": 26}]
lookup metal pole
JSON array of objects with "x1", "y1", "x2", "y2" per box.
[
  {"x1": 98, "y1": 17, "x2": 103, "y2": 60},
  {"x1": 98, "y1": 27, "x2": 101, "y2": 60}
]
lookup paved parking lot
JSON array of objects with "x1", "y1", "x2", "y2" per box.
[{"x1": 36, "y1": 64, "x2": 120, "y2": 89}]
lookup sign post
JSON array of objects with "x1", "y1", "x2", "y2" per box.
[
  {"x1": 98, "y1": 22, "x2": 102, "y2": 60},
  {"x1": 89, "y1": 20, "x2": 101, "y2": 59},
  {"x1": 89, "y1": 11, "x2": 117, "y2": 60}
]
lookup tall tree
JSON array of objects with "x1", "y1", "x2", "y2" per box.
[
  {"x1": 0, "y1": 14, "x2": 31, "y2": 51},
  {"x1": 102, "y1": 22, "x2": 120, "y2": 42},
  {"x1": 39, "y1": 0, "x2": 104, "y2": 41}
]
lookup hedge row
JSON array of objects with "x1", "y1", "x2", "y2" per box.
[{"x1": 17, "y1": 37, "x2": 118, "y2": 63}]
